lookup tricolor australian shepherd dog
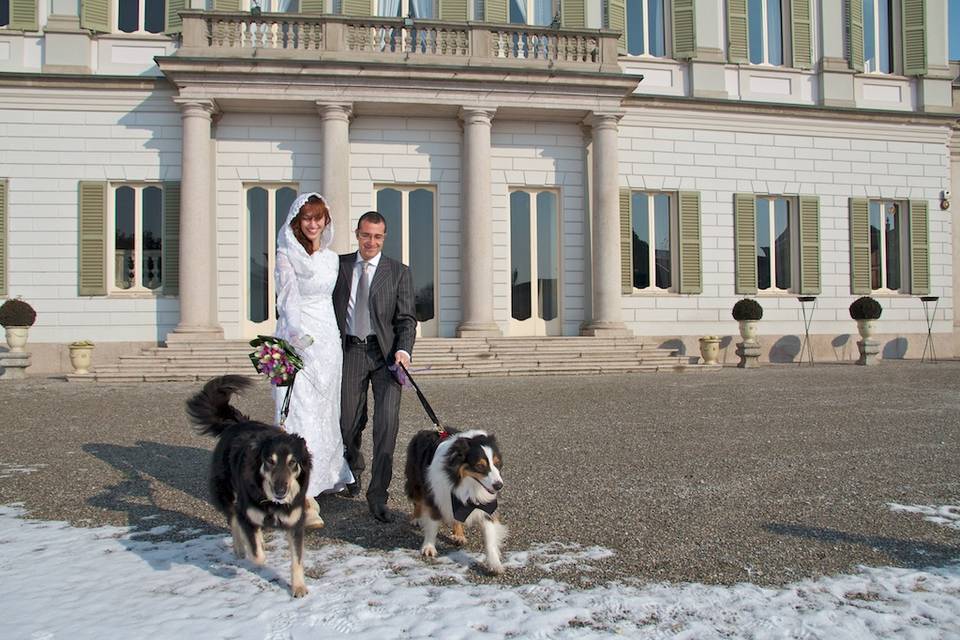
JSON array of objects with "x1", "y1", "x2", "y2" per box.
[
  {"x1": 404, "y1": 428, "x2": 506, "y2": 574},
  {"x1": 186, "y1": 375, "x2": 312, "y2": 597}
]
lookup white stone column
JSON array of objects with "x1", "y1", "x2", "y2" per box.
[
  {"x1": 317, "y1": 102, "x2": 353, "y2": 253},
  {"x1": 170, "y1": 99, "x2": 223, "y2": 341},
  {"x1": 581, "y1": 112, "x2": 628, "y2": 336},
  {"x1": 457, "y1": 107, "x2": 501, "y2": 337}
]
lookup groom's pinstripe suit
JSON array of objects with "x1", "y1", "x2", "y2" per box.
[{"x1": 333, "y1": 250, "x2": 417, "y2": 509}]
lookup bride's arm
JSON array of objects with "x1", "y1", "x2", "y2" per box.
[{"x1": 275, "y1": 250, "x2": 308, "y2": 346}]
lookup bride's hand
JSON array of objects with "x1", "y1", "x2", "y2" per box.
[{"x1": 290, "y1": 334, "x2": 314, "y2": 350}]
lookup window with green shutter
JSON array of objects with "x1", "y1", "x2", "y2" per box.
[
  {"x1": 677, "y1": 191, "x2": 701, "y2": 294},
  {"x1": 726, "y1": 0, "x2": 749, "y2": 64},
  {"x1": 9, "y1": 0, "x2": 38, "y2": 31},
  {"x1": 733, "y1": 193, "x2": 757, "y2": 294},
  {"x1": 301, "y1": 0, "x2": 326, "y2": 14},
  {"x1": 853, "y1": 0, "x2": 926, "y2": 75},
  {"x1": 850, "y1": 198, "x2": 923, "y2": 294},
  {"x1": 607, "y1": 0, "x2": 625, "y2": 53},
  {"x1": 672, "y1": 0, "x2": 696, "y2": 59},
  {"x1": 439, "y1": 0, "x2": 468, "y2": 21},
  {"x1": 0, "y1": 179, "x2": 7, "y2": 298},
  {"x1": 727, "y1": 0, "x2": 809, "y2": 68},
  {"x1": 214, "y1": 0, "x2": 242, "y2": 11},
  {"x1": 560, "y1": 0, "x2": 584, "y2": 28},
  {"x1": 165, "y1": 0, "x2": 186, "y2": 34},
  {"x1": 736, "y1": 193, "x2": 818, "y2": 294},
  {"x1": 485, "y1": 0, "x2": 508, "y2": 23},
  {"x1": 847, "y1": 0, "x2": 865, "y2": 72},
  {"x1": 901, "y1": 0, "x2": 927, "y2": 76},
  {"x1": 791, "y1": 0, "x2": 812, "y2": 70},
  {"x1": 909, "y1": 200, "x2": 929, "y2": 295},
  {"x1": 163, "y1": 182, "x2": 180, "y2": 296},
  {"x1": 81, "y1": 0, "x2": 111, "y2": 33},
  {"x1": 848, "y1": 197, "x2": 870, "y2": 294},
  {"x1": 797, "y1": 195, "x2": 820, "y2": 294}
]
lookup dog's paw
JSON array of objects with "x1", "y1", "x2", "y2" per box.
[
  {"x1": 251, "y1": 552, "x2": 267, "y2": 567},
  {"x1": 291, "y1": 583, "x2": 308, "y2": 598},
  {"x1": 420, "y1": 543, "x2": 437, "y2": 558},
  {"x1": 486, "y1": 558, "x2": 504, "y2": 575},
  {"x1": 450, "y1": 532, "x2": 467, "y2": 546}
]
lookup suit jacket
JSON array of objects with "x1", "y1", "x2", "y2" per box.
[{"x1": 334, "y1": 252, "x2": 417, "y2": 362}]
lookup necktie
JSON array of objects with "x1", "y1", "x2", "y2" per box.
[{"x1": 353, "y1": 261, "x2": 371, "y2": 338}]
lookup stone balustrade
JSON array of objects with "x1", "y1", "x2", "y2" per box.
[{"x1": 178, "y1": 12, "x2": 620, "y2": 72}]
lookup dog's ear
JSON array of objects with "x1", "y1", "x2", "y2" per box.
[{"x1": 447, "y1": 438, "x2": 471, "y2": 466}]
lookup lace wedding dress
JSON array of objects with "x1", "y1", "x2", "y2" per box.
[{"x1": 273, "y1": 192, "x2": 354, "y2": 496}]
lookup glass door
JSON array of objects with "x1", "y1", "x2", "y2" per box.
[
  {"x1": 243, "y1": 185, "x2": 297, "y2": 338},
  {"x1": 509, "y1": 189, "x2": 560, "y2": 336},
  {"x1": 376, "y1": 186, "x2": 438, "y2": 337}
]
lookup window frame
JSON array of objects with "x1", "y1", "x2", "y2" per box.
[
  {"x1": 507, "y1": 186, "x2": 563, "y2": 333},
  {"x1": 508, "y1": 0, "x2": 557, "y2": 26},
  {"x1": 625, "y1": 0, "x2": 672, "y2": 58},
  {"x1": 868, "y1": 198, "x2": 910, "y2": 293},
  {"x1": 754, "y1": 194, "x2": 799, "y2": 294},
  {"x1": 747, "y1": 0, "x2": 791, "y2": 67},
  {"x1": 628, "y1": 190, "x2": 678, "y2": 293},
  {"x1": 114, "y1": 0, "x2": 167, "y2": 34},
  {"x1": 108, "y1": 182, "x2": 166, "y2": 295},
  {"x1": 862, "y1": 0, "x2": 901, "y2": 75}
]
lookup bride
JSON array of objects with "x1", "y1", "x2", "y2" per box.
[{"x1": 274, "y1": 192, "x2": 354, "y2": 528}]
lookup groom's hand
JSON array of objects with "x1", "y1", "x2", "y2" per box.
[{"x1": 395, "y1": 350, "x2": 411, "y2": 369}]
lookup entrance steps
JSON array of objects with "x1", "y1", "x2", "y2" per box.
[{"x1": 67, "y1": 336, "x2": 719, "y2": 383}]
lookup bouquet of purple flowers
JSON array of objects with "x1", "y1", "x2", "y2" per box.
[
  {"x1": 249, "y1": 335, "x2": 304, "y2": 386},
  {"x1": 249, "y1": 335, "x2": 305, "y2": 425}
]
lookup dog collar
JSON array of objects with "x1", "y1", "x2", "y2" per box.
[{"x1": 451, "y1": 493, "x2": 497, "y2": 523}]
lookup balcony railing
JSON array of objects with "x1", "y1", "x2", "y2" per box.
[{"x1": 178, "y1": 12, "x2": 621, "y2": 72}]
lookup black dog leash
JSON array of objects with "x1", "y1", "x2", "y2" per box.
[{"x1": 398, "y1": 361, "x2": 448, "y2": 438}]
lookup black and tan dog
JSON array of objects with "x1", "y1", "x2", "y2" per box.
[
  {"x1": 186, "y1": 375, "x2": 312, "y2": 597},
  {"x1": 404, "y1": 428, "x2": 506, "y2": 574}
]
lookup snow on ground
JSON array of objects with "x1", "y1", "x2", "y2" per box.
[{"x1": 2, "y1": 502, "x2": 959, "y2": 639}]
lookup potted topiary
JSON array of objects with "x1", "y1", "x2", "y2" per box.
[
  {"x1": 849, "y1": 296, "x2": 882, "y2": 340},
  {"x1": 0, "y1": 298, "x2": 37, "y2": 353},
  {"x1": 68, "y1": 340, "x2": 95, "y2": 374},
  {"x1": 732, "y1": 298, "x2": 763, "y2": 344}
]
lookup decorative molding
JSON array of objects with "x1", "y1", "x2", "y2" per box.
[{"x1": 315, "y1": 101, "x2": 354, "y2": 123}]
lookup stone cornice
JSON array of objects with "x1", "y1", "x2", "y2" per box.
[{"x1": 0, "y1": 71, "x2": 168, "y2": 91}]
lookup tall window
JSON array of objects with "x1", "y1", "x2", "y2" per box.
[
  {"x1": 509, "y1": 0, "x2": 554, "y2": 25},
  {"x1": 117, "y1": 0, "x2": 165, "y2": 33},
  {"x1": 376, "y1": 186, "x2": 437, "y2": 336},
  {"x1": 863, "y1": 0, "x2": 894, "y2": 73},
  {"x1": 376, "y1": 0, "x2": 434, "y2": 18},
  {"x1": 748, "y1": 0, "x2": 784, "y2": 65},
  {"x1": 510, "y1": 190, "x2": 560, "y2": 334},
  {"x1": 631, "y1": 192, "x2": 674, "y2": 291},
  {"x1": 112, "y1": 184, "x2": 164, "y2": 293},
  {"x1": 756, "y1": 196, "x2": 793, "y2": 291},
  {"x1": 869, "y1": 200, "x2": 906, "y2": 291},
  {"x1": 626, "y1": 0, "x2": 667, "y2": 56},
  {"x1": 246, "y1": 185, "x2": 297, "y2": 326}
]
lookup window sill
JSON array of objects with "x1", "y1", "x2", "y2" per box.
[{"x1": 108, "y1": 291, "x2": 170, "y2": 298}]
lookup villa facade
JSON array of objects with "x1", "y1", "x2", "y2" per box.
[{"x1": 0, "y1": 0, "x2": 956, "y2": 371}]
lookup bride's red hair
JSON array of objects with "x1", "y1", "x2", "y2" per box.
[{"x1": 291, "y1": 196, "x2": 330, "y2": 255}]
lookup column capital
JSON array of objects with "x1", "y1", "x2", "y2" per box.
[
  {"x1": 583, "y1": 110, "x2": 624, "y2": 130},
  {"x1": 173, "y1": 98, "x2": 219, "y2": 119},
  {"x1": 458, "y1": 107, "x2": 497, "y2": 127},
  {"x1": 315, "y1": 101, "x2": 354, "y2": 123}
]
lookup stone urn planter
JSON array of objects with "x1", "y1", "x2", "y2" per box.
[
  {"x1": 855, "y1": 319, "x2": 876, "y2": 340},
  {"x1": 0, "y1": 298, "x2": 37, "y2": 353},
  {"x1": 849, "y1": 296, "x2": 882, "y2": 366},
  {"x1": 68, "y1": 341, "x2": 95, "y2": 374},
  {"x1": 698, "y1": 336, "x2": 721, "y2": 365},
  {"x1": 732, "y1": 298, "x2": 763, "y2": 368}
]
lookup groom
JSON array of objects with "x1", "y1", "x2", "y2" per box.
[{"x1": 334, "y1": 211, "x2": 417, "y2": 522}]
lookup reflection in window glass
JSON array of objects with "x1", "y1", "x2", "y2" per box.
[
  {"x1": 536, "y1": 192, "x2": 557, "y2": 321},
  {"x1": 0, "y1": 0, "x2": 9, "y2": 27},
  {"x1": 377, "y1": 189, "x2": 402, "y2": 260},
  {"x1": 756, "y1": 198, "x2": 771, "y2": 290},
  {"x1": 773, "y1": 198, "x2": 790, "y2": 289},
  {"x1": 631, "y1": 192, "x2": 673, "y2": 290},
  {"x1": 756, "y1": 197, "x2": 791, "y2": 291},
  {"x1": 653, "y1": 193, "x2": 671, "y2": 289},
  {"x1": 631, "y1": 193, "x2": 650, "y2": 289},
  {"x1": 748, "y1": 0, "x2": 782, "y2": 65},
  {"x1": 627, "y1": 0, "x2": 666, "y2": 57},
  {"x1": 884, "y1": 203, "x2": 900, "y2": 290},
  {"x1": 510, "y1": 191, "x2": 532, "y2": 321},
  {"x1": 247, "y1": 188, "x2": 269, "y2": 323},
  {"x1": 409, "y1": 189, "x2": 435, "y2": 322},
  {"x1": 276, "y1": 188, "x2": 297, "y2": 241},
  {"x1": 145, "y1": 0, "x2": 164, "y2": 33},
  {"x1": 142, "y1": 186, "x2": 163, "y2": 290},
  {"x1": 115, "y1": 187, "x2": 136, "y2": 290},
  {"x1": 864, "y1": 0, "x2": 893, "y2": 73},
  {"x1": 118, "y1": 0, "x2": 139, "y2": 33}
]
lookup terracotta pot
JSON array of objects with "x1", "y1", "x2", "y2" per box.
[{"x1": 4, "y1": 326, "x2": 29, "y2": 352}]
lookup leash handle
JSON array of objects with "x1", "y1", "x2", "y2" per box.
[{"x1": 398, "y1": 361, "x2": 444, "y2": 433}]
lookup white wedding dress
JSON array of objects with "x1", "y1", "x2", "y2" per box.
[{"x1": 273, "y1": 192, "x2": 354, "y2": 497}]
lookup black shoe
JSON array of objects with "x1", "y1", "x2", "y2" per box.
[
  {"x1": 368, "y1": 502, "x2": 393, "y2": 523},
  {"x1": 344, "y1": 481, "x2": 360, "y2": 498}
]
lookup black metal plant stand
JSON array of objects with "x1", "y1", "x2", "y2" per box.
[
  {"x1": 920, "y1": 296, "x2": 939, "y2": 363},
  {"x1": 797, "y1": 296, "x2": 817, "y2": 366}
]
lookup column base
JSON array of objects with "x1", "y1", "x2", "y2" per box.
[
  {"x1": 736, "y1": 341, "x2": 761, "y2": 368},
  {"x1": 579, "y1": 321, "x2": 631, "y2": 337},
  {"x1": 456, "y1": 321, "x2": 501, "y2": 338},
  {"x1": 0, "y1": 351, "x2": 31, "y2": 380},
  {"x1": 166, "y1": 326, "x2": 225, "y2": 344}
]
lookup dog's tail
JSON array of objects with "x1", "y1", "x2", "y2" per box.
[{"x1": 186, "y1": 375, "x2": 253, "y2": 438}]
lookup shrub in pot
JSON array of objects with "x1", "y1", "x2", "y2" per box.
[
  {"x1": 849, "y1": 296, "x2": 882, "y2": 340},
  {"x1": 731, "y1": 298, "x2": 763, "y2": 343},
  {"x1": 0, "y1": 298, "x2": 37, "y2": 353}
]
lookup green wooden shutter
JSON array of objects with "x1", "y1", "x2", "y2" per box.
[
  {"x1": 847, "y1": 0, "x2": 864, "y2": 72},
  {"x1": 163, "y1": 182, "x2": 180, "y2": 297},
  {"x1": 165, "y1": 0, "x2": 186, "y2": 34},
  {"x1": 671, "y1": 0, "x2": 696, "y2": 59},
  {"x1": 9, "y1": 0, "x2": 38, "y2": 31},
  {"x1": 909, "y1": 199, "x2": 930, "y2": 295},
  {"x1": 301, "y1": 0, "x2": 326, "y2": 14},
  {"x1": 733, "y1": 193, "x2": 757, "y2": 294},
  {"x1": 798, "y1": 196, "x2": 821, "y2": 295},
  {"x1": 678, "y1": 191, "x2": 702, "y2": 294},
  {"x1": 849, "y1": 197, "x2": 871, "y2": 294},
  {"x1": 791, "y1": 0, "x2": 812, "y2": 70},
  {"x1": 438, "y1": 0, "x2": 467, "y2": 21},
  {"x1": 902, "y1": 0, "x2": 927, "y2": 76},
  {"x1": 485, "y1": 0, "x2": 507, "y2": 23},
  {"x1": 561, "y1": 0, "x2": 585, "y2": 28},
  {"x1": 80, "y1": 0, "x2": 111, "y2": 33},
  {"x1": 213, "y1": 0, "x2": 241, "y2": 11},
  {"x1": 0, "y1": 180, "x2": 7, "y2": 298},
  {"x1": 79, "y1": 182, "x2": 107, "y2": 297},
  {"x1": 620, "y1": 189, "x2": 633, "y2": 294},
  {"x1": 726, "y1": 0, "x2": 748, "y2": 64},
  {"x1": 607, "y1": 0, "x2": 626, "y2": 53}
]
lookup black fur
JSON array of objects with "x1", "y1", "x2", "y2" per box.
[
  {"x1": 187, "y1": 375, "x2": 313, "y2": 597},
  {"x1": 404, "y1": 427, "x2": 459, "y2": 514}
]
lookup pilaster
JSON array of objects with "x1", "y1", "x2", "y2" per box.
[{"x1": 316, "y1": 101, "x2": 353, "y2": 253}]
